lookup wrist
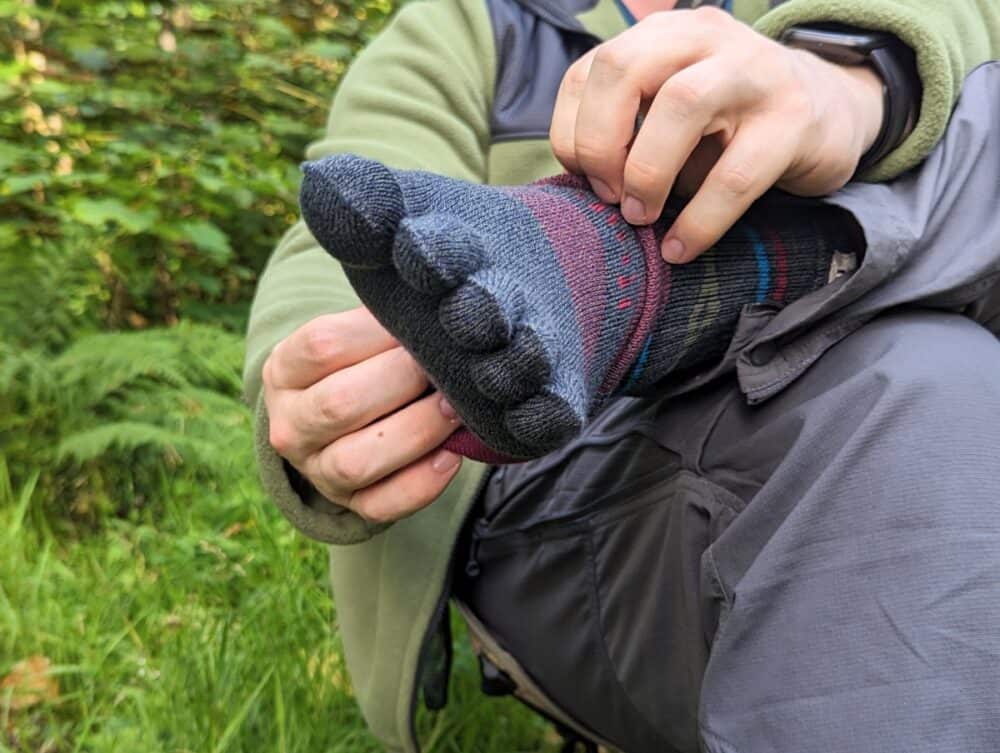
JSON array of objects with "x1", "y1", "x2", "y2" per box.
[
  {"x1": 791, "y1": 48, "x2": 884, "y2": 170},
  {"x1": 838, "y1": 62, "x2": 886, "y2": 160},
  {"x1": 778, "y1": 24, "x2": 920, "y2": 175}
]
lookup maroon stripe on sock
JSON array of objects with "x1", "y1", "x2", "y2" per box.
[
  {"x1": 598, "y1": 224, "x2": 664, "y2": 397},
  {"x1": 443, "y1": 428, "x2": 521, "y2": 464},
  {"x1": 510, "y1": 182, "x2": 606, "y2": 367},
  {"x1": 766, "y1": 227, "x2": 788, "y2": 302}
]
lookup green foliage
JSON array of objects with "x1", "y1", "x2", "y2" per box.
[
  {"x1": 0, "y1": 447, "x2": 558, "y2": 752},
  {"x1": 0, "y1": 0, "x2": 391, "y2": 344},
  {"x1": 0, "y1": 0, "x2": 396, "y2": 511},
  {"x1": 0, "y1": 323, "x2": 249, "y2": 522}
]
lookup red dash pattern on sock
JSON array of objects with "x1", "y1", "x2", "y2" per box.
[{"x1": 598, "y1": 224, "x2": 664, "y2": 397}]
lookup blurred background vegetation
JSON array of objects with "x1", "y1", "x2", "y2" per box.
[{"x1": 0, "y1": 1, "x2": 555, "y2": 750}]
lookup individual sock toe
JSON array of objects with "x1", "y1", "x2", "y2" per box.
[
  {"x1": 439, "y1": 271, "x2": 523, "y2": 352},
  {"x1": 392, "y1": 214, "x2": 485, "y2": 295},
  {"x1": 505, "y1": 392, "x2": 582, "y2": 454},
  {"x1": 299, "y1": 154, "x2": 404, "y2": 269},
  {"x1": 472, "y1": 326, "x2": 553, "y2": 405}
]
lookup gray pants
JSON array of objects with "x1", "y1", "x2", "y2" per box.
[{"x1": 458, "y1": 309, "x2": 1000, "y2": 753}]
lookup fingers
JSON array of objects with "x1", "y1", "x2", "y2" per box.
[
  {"x1": 570, "y1": 18, "x2": 708, "y2": 202},
  {"x1": 345, "y1": 444, "x2": 463, "y2": 524},
  {"x1": 306, "y1": 391, "x2": 461, "y2": 502},
  {"x1": 619, "y1": 61, "x2": 740, "y2": 226},
  {"x1": 265, "y1": 307, "x2": 398, "y2": 391},
  {"x1": 662, "y1": 122, "x2": 790, "y2": 262},
  {"x1": 283, "y1": 346, "x2": 430, "y2": 454},
  {"x1": 550, "y1": 48, "x2": 596, "y2": 175},
  {"x1": 550, "y1": 6, "x2": 869, "y2": 261}
]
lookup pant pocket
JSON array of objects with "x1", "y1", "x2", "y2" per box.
[{"x1": 457, "y1": 469, "x2": 738, "y2": 753}]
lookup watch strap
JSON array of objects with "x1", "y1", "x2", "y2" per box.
[
  {"x1": 779, "y1": 25, "x2": 921, "y2": 174},
  {"x1": 856, "y1": 37, "x2": 920, "y2": 172}
]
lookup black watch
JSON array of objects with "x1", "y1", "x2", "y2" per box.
[{"x1": 779, "y1": 24, "x2": 921, "y2": 174}]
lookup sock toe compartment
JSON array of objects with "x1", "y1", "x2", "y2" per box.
[
  {"x1": 471, "y1": 325, "x2": 552, "y2": 405},
  {"x1": 300, "y1": 154, "x2": 404, "y2": 269},
  {"x1": 392, "y1": 214, "x2": 484, "y2": 295},
  {"x1": 504, "y1": 391, "x2": 582, "y2": 455},
  {"x1": 438, "y1": 271, "x2": 523, "y2": 352}
]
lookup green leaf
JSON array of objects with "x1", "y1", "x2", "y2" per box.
[
  {"x1": 2, "y1": 173, "x2": 50, "y2": 195},
  {"x1": 302, "y1": 40, "x2": 353, "y2": 60},
  {"x1": 254, "y1": 17, "x2": 294, "y2": 42},
  {"x1": 70, "y1": 47, "x2": 113, "y2": 73},
  {"x1": 70, "y1": 198, "x2": 159, "y2": 234},
  {"x1": 0, "y1": 223, "x2": 19, "y2": 248},
  {"x1": 0, "y1": 144, "x2": 35, "y2": 172},
  {"x1": 179, "y1": 220, "x2": 232, "y2": 262}
]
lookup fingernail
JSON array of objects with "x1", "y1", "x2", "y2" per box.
[
  {"x1": 622, "y1": 195, "x2": 645, "y2": 225},
  {"x1": 589, "y1": 177, "x2": 615, "y2": 203},
  {"x1": 431, "y1": 449, "x2": 461, "y2": 473},
  {"x1": 662, "y1": 237, "x2": 686, "y2": 263},
  {"x1": 439, "y1": 396, "x2": 459, "y2": 422}
]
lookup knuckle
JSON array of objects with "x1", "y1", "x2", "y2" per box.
[
  {"x1": 573, "y1": 136, "x2": 614, "y2": 167},
  {"x1": 593, "y1": 43, "x2": 632, "y2": 78},
  {"x1": 716, "y1": 164, "x2": 755, "y2": 196},
  {"x1": 624, "y1": 157, "x2": 669, "y2": 197},
  {"x1": 562, "y1": 62, "x2": 590, "y2": 96},
  {"x1": 325, "y1": 447, "x2": 371, "y2": 490},
  {"x1": 261, "y1": 353, "x2": 277, "y2": 389},
  {"x1": 661, "y1": 77, "x2": 708, "y2": 117},
  {"x1": 691, "y1": 5, "x2": 731, "y2": 28},
  {"x1": 316, "y1": 385, "x2": 353, "y2": 428},
  {"x1": 268, "y1": 419, "x2": 296, "y2": 457},
  {"x1": 351, "y1": 496, "x2": 392, "y2": 525},
  {"x1": 411, "y1": 419, "x2": 441, "y2": 451},
  {"x1": 645, "y1": 9, "x2": 674, "y2": 27},
  {"x1": 550, "y1": 136, "x2": 576, "y2": 167},
  {"x1": 301, "y1": 323, "x2": 341, "y2": 365}
]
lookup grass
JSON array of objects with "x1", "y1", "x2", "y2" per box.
[{"x1": 0, "y1": 452, "x2": 560, "y2": 752}]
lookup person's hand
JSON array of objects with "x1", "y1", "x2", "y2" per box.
[
  {"x1": 262, "y1": 307, "x2": 463, "y2": 523},
  {"x1": 550, "y1": 7, "x2": 885, "y2": 262}
]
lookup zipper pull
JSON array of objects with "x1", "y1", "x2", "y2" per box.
[
  {"x1": 465, "y1": 537, "x2": 481, "y2": 578},
  {"x1": 464, "y1": 517, "x2": 488, "y2": 579}
]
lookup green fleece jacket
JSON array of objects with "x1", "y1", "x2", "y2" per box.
[{"x1": 243, "y1": 0, "x2": 1000, "y2": 748}]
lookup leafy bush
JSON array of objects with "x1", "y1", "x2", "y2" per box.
[
  {"x1": 0, "y1": 0, "x2": 391, "y2": 513},
  {"x1": 0, "y1": 0, "x2": 391, "y2": 345}
]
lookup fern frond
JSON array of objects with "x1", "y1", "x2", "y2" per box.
[{"x1": 57, "y1": 422, "x2": 218, "y2": 467}]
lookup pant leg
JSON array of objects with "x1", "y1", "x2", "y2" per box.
[{"x1": 687, "y1": 310, "x2": 1000, "y2": 753}]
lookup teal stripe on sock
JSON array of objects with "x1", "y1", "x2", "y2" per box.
[
  {"x1": 621, "y1": 334, "x2": 652, "y2": 392},
  {"x1": 743, "y1": 225, "x2": 771, "y2": 303}
]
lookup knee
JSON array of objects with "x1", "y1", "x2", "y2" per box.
[
  {"x1": 860, "y1": 311, "x2": 1000, "y2": 423},
  {"x1": 826, "y1": 311, "x2": 1000, "y2": 512}
]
